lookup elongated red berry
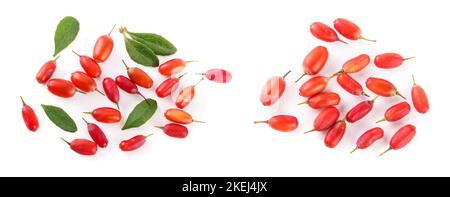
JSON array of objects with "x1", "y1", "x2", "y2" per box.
[
  {"x1": 93, "y1": 25, "x2": 115, "y2": 63},
  {"x1": 123, "y1": 60, "x2": 153, "y2": 88},
  {"x1": 260, "y1": 71, "x2": 290, "y2": 106},
  {"x1": 346, "y1": 97, "x2": 378, "y2": 123},
  {"x1": 61, "y1": 138, "x2": 97, "y2": 156},
  {"x1": 411, "y1": 75, "x2": 429, "y2": 113},
  {"x1": 374, "y1": 53, "x2": 415, "y2": 69},
  {"x1": 379, "y1": 124, "x2": 416, "y2": 156},
  {"x1": 47, "y1": 78, "x2": 77, "y2": 98},
  {"x1": 366, "y1": 77, "x2": 406, "y2": 99},
  {"x1": 36, "y1": 58, "x2": 58, "y2": 84},
  {"x1": 102, "y1": 77, "x2": 120, "y2": 109},
  {"x1": 298, "y1": 92, "x2": 340, "y2": 109},
  {"x1": 82, "y1": 118, "x2": 108, "y2": 148},
  {"x1": 333, "y1": 18, "x2": 376, "y2": 42},
  {"x1": 299, "y1": 76, "x2": 329, "y2": 97},
  {"x1": 164, "y1": 108, "x2": 204, "y2": 125},
  {"x1": 304, "y1": 107, "x2": 340, "y2": 134},
  {"x1": 84, "y1": 107, "x2": 121, "y2": 123},
  {"x1": 156, "y1": 73, "x2": 185, "y2": 98},
  {"x1": 115, "y1": 75, "x2": 148, "y2": 101},
  {"x1": 198, "y1": 69, "x2": 232, "y2": 83},
  {"x1": 376, "y1": 102, "x2": 411, "y2": 123},
  {"x1": 73, "y1": 51, "x2": 101, "y2": 78},
  {"x1": 350, "y1": 127, "x2": 384, "y2": 153},
  {"x1": 119, "y1": 134, "x2": 153, "y2": 152},
  {"x1": 324, "y1": 120, "x2": 346, "y2": 148},
  {"x1": 159, "y1": 58, "x2": 196, "y2": 76},
  {"x1": 70, "y1": 71, "x2": 104, "y2": 95},
  {"x1": 254, "y1": 115, "x2": 298, "y2": 132},
  {"x1": 342, "y1": 54, "x2": 370, "y2": 73},
  {"x1": 337, "y1": 72, "x2": 369, "y2": 97},
  {"x1": 155, "y1": 124, "x2": 189, "y2": 138},
  {"x1": 176, "y1": 78, "x2": 203, "y2": 109},
  {"x1": 20, "y1": 96, "x2": 39, "y2": 132},
  {"x1": 295, "y1": 46, "x2": 329, "y2": 82},
  {"x1": 310, "y1": 22, "x2": 347, "y2": 44}
]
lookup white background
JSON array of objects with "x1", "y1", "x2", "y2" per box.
[{"x1": 0, "y1": 0, "x2": 448, "y2": 177}]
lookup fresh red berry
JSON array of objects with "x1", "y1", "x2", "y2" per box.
[
  {"x1": 324, "y1": 120, "x2": 346, "y2": 148},
  {"x1": 102, "y1": 77, "x2": 120, "y2": 109},
  {"x1": 20, "y1": 96, "x2": 39, "y2": 132},
  {"x1": 379, "y1": 124, "x2": 416, "y2": 156},
  {"x1": 298, "y1": 92, "x2": 340, "y2": 109},
  {"x1": 155, "y1": 123, "x2": 189, "y2": 138},
  {"x1": 73, "y1": 51, "x2": 101, "y2": 78},
  {"x1": 119, "y1": 134, "x2": 153, "y2": 152},
  {"x1": 337, "y1": 72, "x2": 370, "y2": 97},
  {"x1": 376, "y1": 102, "x2": 411, "y2": 123},
  {"x1": 164, "y1": 108, "x2": 204, "y2": 125},
  {"x1": 310, "y1": 22, "x2": 347, "y2": 44},
  {"x1": 70, "y1": 71, "x2": 104, "y2": 95},
  {"x1": 84, "y1": 107, "x2": 121, "y2": 123},
  {"x1": 93, "y1": 25, "x2": 115, "y2": 63},
  {"x1": 411, "y1": 75, "x2": 429, "y2": 113},
  {"x1": 158, "y1": 58, "x2": 195, "y2": 76},
  {"x1": 333, "y1": 18, "x2": 376, "y2": 42},
  {"x1": 36, "y1": 58, "x2": 57, "y2": 84},
  {"x1": 176, "y1": 78, "x2": 204, "y2": 109},
  {"x1": 299, "y1": 76, "x2": 329, "y2": 97},
  {"x1": 156, "y1": 74, "x2": 185, "y2": 98},
  {"x1": 47, "y1": 78, "x2": 77, "y2": 98},
  {"x1": 350, "y1": 127, "x2": 384, "y2": 153},
  {"x1": 122, "y1": 60, "x2": 153, "y2": 88},
  {"x1": 342, "y1": 54, "x2": 370, "y2": 73},
  {"x1": 375, "y1": 53, "x2": 415, "y2": 69},
  {"x1": 83, "y1": 118, "x2": 108, "y2": 148},
  {"x1": 366, "y1": 77, "x2": 406, "y2": 99},
  {"x1": 254, "y1": 115, "x2": 299, "y2": 132},
  {"x1": 346, "y1": 97, "x2": 377, "y2": 123},
  {"x1": 62, "y1": 138, "x2": 97, "y2": 156},
  {"x1": 295, "y1": 46, "x2": 328, "y2": 82},
  {"x1": 304, "y1": 107, "x2": 340, "y2": 134}
]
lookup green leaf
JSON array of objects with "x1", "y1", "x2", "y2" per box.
[
  {"x1": 128, "y1": 32, "x2": 177, "y2": 56},
  {"x1": 41, "y1": 104, "x2": 77, "y2": 132},
  {"x1": 53, "y1": 16, "x2": 80, "y2": 56},
  {"x1": 122, "y1": 99, "x2": 157, "y2": 130},
  {"x1": 124, "y1": 36, "x2": 159, "y2": 67}
]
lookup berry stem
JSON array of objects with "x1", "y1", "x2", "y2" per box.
[
  {"x1": 95, "y1": 89, "x2": 105, "y2": 96},
  {"x1": 304, "y1": 129, "x2": 315, "y2": 134},
  {"x1": 359, "y1": 36, "x2": 377, "y2": 42},
  {"x1": 338, "y1": 39, "x2": 348, "y2": 44},
  {"x1": 282, "y1": 70, "x2": 292, "y2": 79},
  {"x1": 184, "y1": 60, "x2": 198, "y2": 64},
  {"x1": 76, "y1": 89, "x2": 86, "y2": 94},
  {"x1": 53, "y1": 55, "x2": 61, "y2": 62},
  {"x1": 83, "y1": 112, "x2": 92, "y2": 115},
  {"x1": 378, "y1": 148, "x2": 392, "y2": 157},
  {"x1": 362, "y1": 91, "x2": 371, "y2": 98},
  {"x1": 82, "y1": 118, "x2": 89, "y2": 124},
  {"x1": 60, "y1": 138, "x2": 70, "y2": 146},
  {"x1": 178, "y1": 73, "x2": 188, "y2": 79},
  {"x1": 122, "y1": 59, "x2": 130, "y2": 70},
  {"x1": 371, "y1": 96, "x2": 379, "y2": 102},
  {"x1": 20, "y1": 96, "x2": 26, "y2": 106},
  {"x1": 72, "y1": 50, "x2": 81, "y2": 57},
  {"x1": 193, "y1": 120, "x2": 206, "y2": 124},
  {"x1": 403, "y1": 56, "x2": 416, "y2": 61},
  {"x1": 154, "y1": 126, "x2": 164, "y2": 130},
  {"x1": 108, "y1": 24, "x2": 116, "y2": 36},
  {"x1": 295, "y1": 73, "x2": 306, "y2": 83},
  {"x1": 376, "y1": 118, "x2": 386, "y2": 124},
  {"x1": 412, "y1": 74, "x2": 417, "y2": 85},
  {"x1": 396, "y1": 92, "x2": 407, "y2": 100},
  {"x1": 297, "y1": 101, "x2": 308, "y2": 106},
  {"x1": 144, "y1": 133, "x2": 154, "y2": 138},
  {"x1": 350, "y1": 147, "x2": 359, "y2": 154},
  {"x1": 253, "y1": 120, "x2": 269, "y2": 124},
  {"x1": 115, "y1": 102, "x2": 120, "y2": 110},
  {"x1": 194, "y1": 78, "x2": 204, "y2": 87}
]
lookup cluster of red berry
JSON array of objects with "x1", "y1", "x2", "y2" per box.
[
  {"x1": 255, "y1": 18, "x2": 429, "y2": 156},
  {"x1": 21, "y1": 21, "x2": 232, "y2": 156}
]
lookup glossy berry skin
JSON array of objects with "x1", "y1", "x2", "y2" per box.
[
  {"x1": 342, "y1": 54, "x2": 370, "y2": 73},
  {"x1": 260, "y1": 71, "x2": 290, "y2": 106},
  {"x1": 351, "y1": 127, "x2": 384, "y2": 153},
  {"x1": 123, "y1": 60, "x2": 153, "y2": 88},
  {"x1": 377, "y1": 102, "x2": 411, "y2": 123},
  {"x1": 102, "y1": 77, "x2": 120, "y2": 108},
  {"x1": 36, "y1": 60, "x2": 57, "y2": 84},
  {"x1": 86, "y1": 107, "x2": 121, "y2": 123},
  {"x1": 120, "y1": 135, "x2": 151, "y2": 152},
  {"x1": 159, "y1": 58, "x2": 191, "y2": 76},
  {"x1": 337, "y1": 72, "x2": 369, "y2": 97},
  {"x1": 379, "y1": 124, "x2": 416, "y2": 156},
  {"x1": 296, "y1": 46, "x2": 329, "y2": 82},
  {"x1": 70, "y1": 71, "x2": 97, "y2": 93},
  {"x1": 74, "y1": 52, "x2": 102, "y2": 78},
  {"x1": 310, "y1": 22, "x2": 346, "y2": 44},
  {"x1": 83, "y1": 119, "x2": 108, "y2": 148},
  {"x1": 346, "y1": 100, "x2": 375, "y2": 123},
  {"x1": 375, "y1": 53, "x2": 414, "y2": 69},
  {"x1": 157, "y1": 123, "x2": 189, "y2": 138},
  {"x1": 299, "y1": 92, "x2": 340, "y2": 109},
  {"x1": 202, "y1": 69, "x2": 232, "y2": 83},
  {"x1": 333, "y1": 18, "x2": 375, "y2": 41},
  {"x1": 115, "y1": 75, "x2": 139, "y2": 94},
  {"x1": 164, "y1": 108, "x2": 201, "y2": 124},
  {"x1": 21, "y1": 97, "x2": 39, "y2": 132},
  {"x1": 47, "y1": 79, "x2": 76, "y2": 98},
  {"x1": 305, "y1": 107, "x2": 340, "y2": 133},
  {"x1": 299, "y1": 76, "x2": 328, "y2": 97},
  {"x1": 366, "y1": 77, "x2": 405, "y2": 99},
  {"x1": 412, "y1": 76, "x2": 429, "y2": 113},
  {"x1": 254, "y1": 115, "x2": 298, "y2": 132},
  {"x1": 324, "y1": 120, "x2": 346, "y2": 148},
  {"x1": 63, "y1": 138, "x2": 97, "y2": 156},
  {"x1": 156, "y1": 77, "x2": 181, "y2": 98},
  {"x1": 93, "y1": 34, "x2": 114, "y2": 63}
]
